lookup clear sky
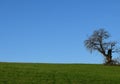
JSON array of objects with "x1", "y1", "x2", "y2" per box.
[{"x1": 0, "y1": 0, "x2": 120, "y2": 64}]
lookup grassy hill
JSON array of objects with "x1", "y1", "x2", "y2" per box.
[{"x1": 0, "y1": 62, "x2": 120, "y2": 84}]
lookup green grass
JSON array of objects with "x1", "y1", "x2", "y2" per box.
[{"x1": 0, "y1": 62, "x2": 120, "y2": 84}]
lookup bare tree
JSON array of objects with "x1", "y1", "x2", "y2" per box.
[{"x1": 84, "y1": 28, "x2": 120, "y2": 64}]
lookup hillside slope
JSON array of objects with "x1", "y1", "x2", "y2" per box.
[{"x1": 0, "y1": 62, "x2": 120, "y2": 84}]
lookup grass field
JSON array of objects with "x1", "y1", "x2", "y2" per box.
[{"x1": 0, "y1": 62, "x2": 120, "y2": 84}]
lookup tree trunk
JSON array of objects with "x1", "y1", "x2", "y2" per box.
[
  {"x1": 106, "y1": 55, "x2": 112, "y2": 64},
  {"x1": 106, "y1": 49, "x2": 112, "y2": 64}
]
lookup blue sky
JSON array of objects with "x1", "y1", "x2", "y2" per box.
[{"x1": 0, "y1": 0, "x2": 120, "y2": 64}]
